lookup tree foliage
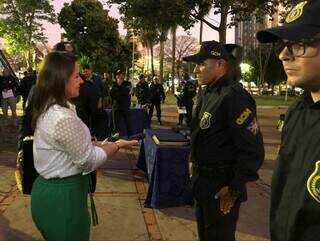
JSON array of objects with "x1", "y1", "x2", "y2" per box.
[
  {"x1": 245, "y1": 44, "x2": 286, "y2": 88},
  {"x1": 58, "y1": 0, "x2": 135, "y2": 75},
  {"x1": 155, "y1": 35, "x2": 198, "y2": 79},
  {"x1": 0, "y1": 0, "x2": 56, "y2": 66}
]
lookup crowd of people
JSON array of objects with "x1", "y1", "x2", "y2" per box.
[{"x1": 2, "y1": 1, "x2": 320, "y2": 241}]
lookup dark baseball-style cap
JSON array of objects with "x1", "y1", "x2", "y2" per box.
[
  {"x1": 52, "y1": 41, "x2": 75, "y2": 53},
  {"x1": 257, "y1": 0, "x2": 320, "y2": 43},
  {"x1": 183, "y1": 40, "x2": 229, "y2": 63},
  {"x1": 116, "y1": 69, "x2": 125, "y2": 75}
]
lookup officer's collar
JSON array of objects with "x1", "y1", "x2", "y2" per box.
[
  {"x1": 205, "y1": 74, "x2": 233, "y2": 93},
  {"x1": 300, "y1": 91, "x2": 320, "y2": 109}
]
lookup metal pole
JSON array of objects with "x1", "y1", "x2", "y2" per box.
[{"x1": 199, "y1": 21, "x2": 203, "y2": 43}]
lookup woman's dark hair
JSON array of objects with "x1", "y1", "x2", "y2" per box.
[{"x1": 32, "y1": 51, "x2": 77, "y2": 129}]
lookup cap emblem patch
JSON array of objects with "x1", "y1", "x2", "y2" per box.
[
  {"x1": 210, "y1": 51, "x2": 221, "y2": 57},
  {"x1": 285, "y1": 1, "x2": 307, "y2": 23}
]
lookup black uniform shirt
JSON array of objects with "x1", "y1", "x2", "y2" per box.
[
  {"x1": 136, "y1": 81, "x2": 150, "y2": 104},
  {"x1": 181, "y1": 81, "x2": 196, "y2": 106},
  {"x1": 271, "y1": 92, "x2": 320, "y2": 241},
  {"x1": 110, "y1": 81, "x2": 132, "y2": 110},
  {"x1": 191, "y1": 75, "x2": 264, "y2": 195},
  {"x1": 150, "y1": 83, "x2": 165, "y2": 103},
  {"x1": 73, "y1": 80, "x2": 99, "y2": 134}
]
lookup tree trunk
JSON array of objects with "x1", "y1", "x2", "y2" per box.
[
  {"x1": 219, "y1": 6, "x2": 228, "y2": 44},
  {"x1": 159, "y1": 40, "x2": 164, "y2": 82},
  {"x1": 159, "y1": 30, "x2": 167, "y2": 83},
  {"x1": 150, "y1": 42, "x2": 155, "y2": 77},
  {"x1": 170, "y1": 26, "x2": 177, "y2": 93}
]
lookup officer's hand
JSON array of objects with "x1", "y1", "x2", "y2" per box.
[
  {"x1": 214, "y1": 186, "x2": 237, "y2": 215},
  {"x1": 116, "y1": 139, "x2": 139, "y2": 150}
]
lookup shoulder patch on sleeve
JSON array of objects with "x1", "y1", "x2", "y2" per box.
[
  {"x1": 246, "y1": 118, "x2": 260, "y2": 135},
  {"x1": 236, "y1": 108, "x2": 252, "y2": 125}
]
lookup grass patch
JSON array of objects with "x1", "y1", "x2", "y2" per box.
[
  {"x1": 253, "y1": 95, "x2": 298, "y2": 106},
  {"x1": 162, "y1": 92, "x2": 298, "y2": 106}
]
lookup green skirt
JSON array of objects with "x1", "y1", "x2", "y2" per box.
[{"x1": 31, "y1": 174, "x2": 90, "y2": 241}]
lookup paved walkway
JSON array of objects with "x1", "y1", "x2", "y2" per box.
[{"x1": 0, "y1": 106, "x2": 286, "y2": 241}]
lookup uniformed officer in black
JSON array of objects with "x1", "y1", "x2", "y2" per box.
[
  {"x1": 177, "y1": 74, "x2": 197, "y2": 127},
  {"x1": 257, "y1": 1, "x2": 320, "y2": 240},
  {"x1": 110, "y1": 69, "x2": 133, "y2": 136},
  {"x1": 80, "y1": 64, "x2": 109, "y2": 140},
  {"x1": 149, "y1": 76, "x2": 165, "y2": 125},
  {"x1": 183, "y1": 40, "x2": 264, "y2": 241},
  {"x1": 135, "y1": 73, "x2": 150, "y2": 106}
]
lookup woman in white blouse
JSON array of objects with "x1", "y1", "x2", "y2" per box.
[{"x1": 31, "y1": 51, "x2": 137, "y2": 241}]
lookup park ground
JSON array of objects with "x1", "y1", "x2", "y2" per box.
[{"x1": 0, "y1": 102, "x2": 286, "y2": 241}]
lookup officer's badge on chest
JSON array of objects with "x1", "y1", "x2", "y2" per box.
[
  {"x1": 307, "y1": 161, "x2": 320, "y2": 203},
  {"x1": 200, "y1": 112, "x2": 212, "y2": 129}
]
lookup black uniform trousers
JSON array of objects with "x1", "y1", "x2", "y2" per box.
[
  {"x1": 192, "y1": 169, "x2": 241, "y2": 241},
  {"x1": 178, "y1": 104, "x2": 193, "y2": 126},
  {"x1": 92, "y1": 109, "x2": 110, "y2": 141},
  {"x1": 149, "y1": 101, "x2": 161, "y2": 122},
  {"x1": 195, "y1": 199, "x2": 240, "y2": 241},
  {"x1": 112, "y1": 109, "x2": 133, "y2": 136}
]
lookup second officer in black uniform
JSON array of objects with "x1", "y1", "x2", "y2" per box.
[
  {"x1": 177, "y1": 74, "x2": 197, "y2": 127},
  {"x1": 135, "y1": 73, "x2": 150, "y2": 106},
  {"x1": 110, "y1": 69, "x2": 133, "y2": 136},
  {"x1": 257, "y1": 1, "x2": 320, "y2": 240},
  {"x1": 183, "y1": 40, "x2": 264, "y2": 241},
  {"x1": 149, "y1": 76, "x2": 165, "y2": 125}
]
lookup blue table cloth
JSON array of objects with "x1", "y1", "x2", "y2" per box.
[
  {"x1": 105, "y1": 108, "x2": 150, "y2": 136},
  {"x1": 137, "y1": 128, "x2": 193, "y2": 208}
]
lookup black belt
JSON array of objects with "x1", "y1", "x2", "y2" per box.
[{"x1": 192, "y1": 164, "x2": 233, "y2": 178}]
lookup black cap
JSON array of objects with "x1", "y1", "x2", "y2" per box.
[
  {"x1": 257, "y1": 0, "x2": 320, "y2": 43},
  {"x1": 139, "y1": 74, "x2": 145, "y2": 79},
  {"x1": 52, "y1": 41, "x2": 75, "y2": 53},
  {"x1": 116, "y1": 69, "x2": 125, "y2": 75},
  {"x1": 183, "y1": 40, "x2": 229, "y2": 63}
]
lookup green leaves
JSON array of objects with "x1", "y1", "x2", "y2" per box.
[
  {"x1": 0, "y1": 0, "x2": 56, "y2": 66},
  {"x1": 58, "y1": 0, "x2": 133, "y2": 75}
]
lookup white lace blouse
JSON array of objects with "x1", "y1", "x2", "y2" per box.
[{"x1": 33, "y1": 103, "x2": 107, "y2": 179}]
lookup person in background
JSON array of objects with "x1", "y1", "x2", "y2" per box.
[
  {"x1": 183, "y1": 40, "x2": 264, "y2": 241},
  {"x1": 78, "y1": 64, "x2": 109, "y2": 140},
  {"x1": 31, "y1": 51, "x2": 137, "y2": 241},
  {"x1": 110, "y1": 69, "x2": 133, "y2": 136},
  {"x1": 102, "y1": 72, "x2": 113, "y2": 108},
  {"x1": 135, "y1": 73, "x2": 150, "y2": 106},
  {"x1": 149, "y1": 76, "x2": 165, "y2": 125},
  {"x1": 20, "y1": 67, "x2": 36, "y2": 110},
  {"x1": 0, "y1": 68, "x2": 19, "y2": 125},
  {"x1": 256, "y1": 1, "x2": 320, "y2": 240},
  {"x1": 177, "y1": 73, "x2": 197, "y2": 127}
]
